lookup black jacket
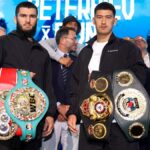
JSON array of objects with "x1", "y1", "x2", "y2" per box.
[
  {"x1": 68, "y1": 33, "x2": 149, "y2": 118},
  {"x1": 51, "y1": 53, "x2": 76, "y2": 105},
  {"x1": 0, "y1": 30, "x2": 56, "y2": 117}
]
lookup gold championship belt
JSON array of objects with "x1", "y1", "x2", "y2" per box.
[
  {"x1": 0, "y1": 68, "x2": 18, "y2": 140},
  {"x1": 80, "y1": 71, "x2": 114, "y2": 141},
  {"x1": 112, "y1": 70, "x2": 150, "y2": 141}
]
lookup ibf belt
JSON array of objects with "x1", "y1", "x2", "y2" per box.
[
  {"x1": 80, "y1": 71, "x2": 114, "y2": 141},
  {"x1": 0, "y1": 68, "x2": 18, "y2": 140},
  {"x1": 113, "y1": 70, "x2": 150, "y2": 141},
  {"x1": 5, "y1": 70, "x2": 49, "y2": 141}
]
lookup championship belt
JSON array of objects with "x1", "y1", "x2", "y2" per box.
[
  {"x1": 0, "y1": 68, "x2": 18, "y2": 140},
  {"x1": 80, "y1": 71, "x2": 114, "y2": 141},
  {"x1": 5, "y1": 69, "x2": 49, "y2": 141},
  {"x1": 112, "y1": 69, "x2": 150, "y2": 141}
]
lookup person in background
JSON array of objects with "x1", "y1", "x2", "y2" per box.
[
  {"x1": 147, "y1": 35, "x2": 150, "y2": 53},
  {"x1": 0, "y1": 1, "x2": 56, "y2": 150},
  {"x1": 40, "y1": 16, "x2": 83, "y2": 67},
  {"x1": 134, "y1": 37, "x2": 150, "y2": 150},
  {"x1": 41, "y1": 27, "x2": 79, "y2": 150},
  {"x1": 0, "y1": 18, "x2": 7, "y2": 36},
  {"x1": 123, "y1": 36, "x2": 135, "y2": 44},
  {"x1": 134, "y1": 36, "x2": 150, "y2": 68},
  {"x1": 67, "y1": 2, "x2": 149, "y2": 150}
]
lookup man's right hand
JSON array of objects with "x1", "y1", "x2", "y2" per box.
[
  {"x1": 67, "y1": 114, "x2": 78, "y2": 133},
  {"x1": 59, "y1": 57, "x2": 73, "y2": 67}
]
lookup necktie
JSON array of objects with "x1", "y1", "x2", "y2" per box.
[{"x1": 61, "y1": 54, "x2": 69, "y2": 85}]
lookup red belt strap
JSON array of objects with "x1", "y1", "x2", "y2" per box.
[{"x1": 0, "y1": 68, "x2": 17, "y2": 90}]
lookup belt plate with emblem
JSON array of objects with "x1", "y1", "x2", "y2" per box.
[
  {"x1": 113, "y1": 70, "x2": 150, "y2": 141},
  {"x1": 5, "y1": 70, "x2": 49, "y2": 141},
  {"x1": 115, "y1": 88, "x2": 146, "y2": 120},
  {"x1": 80, "y1": 93, "x2": 113, "y2": 121}
]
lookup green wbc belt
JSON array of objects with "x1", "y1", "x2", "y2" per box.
[{"x1": 5, "y1": 69, "x2": 49, "y2": 141}]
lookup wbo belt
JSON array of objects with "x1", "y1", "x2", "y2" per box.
[
  {"x1": 112, "y1": 69, "x2": 150, "y2": 141},
  {"x1": 0, "y1": 68, "x2": 18, "y2": 140},
  {"x1": 80, "y1": 71, "x2": 114, "y2": 141},
  {"x1": 5, "y1": 69, "x2": 49, "y2": 141}
]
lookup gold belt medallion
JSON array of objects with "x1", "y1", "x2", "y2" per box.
[
  {"x1": 90, "y1": 77, "x2": 108, "y2": 92},
  {"x1": 116, "y1": 71, "x2": 133, "y2": 87},
  {"x1": 0, "y1": 90, "x2": 18, "y2": 140},
  {"x1": 80, "y1": 93, "x2": 113, "y2": 121},
  {"x1": 88, "y1": 123, "x2": 107, "y2": 139},
  {"x1": 128, "y1": 122, "x2": 145, "y2": 139},
  {"x1": 9, "y1": 87, "x2": 47, "y2": 121}
]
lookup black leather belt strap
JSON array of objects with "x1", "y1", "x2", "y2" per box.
[{"x1": 80, "y1": 71, "x2": 114, "y2": 141}]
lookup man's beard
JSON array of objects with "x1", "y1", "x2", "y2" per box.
[{"x1": 16, "y1": 22, "x2": 37, "y2": 38}]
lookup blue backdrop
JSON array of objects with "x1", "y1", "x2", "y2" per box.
[{"x1": 0, "y1": 0, "x2": 150, "y2": 44}]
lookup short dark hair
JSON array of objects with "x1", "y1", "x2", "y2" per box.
[
  {"x1": 15, "y1": 1, "x2": 38, "y2": 16},
  {"x1": 56, "y1": 27, "x2": 76, "y2": 45},
  {"x1": 0, "y1": 18, "x2": 7, "y2": 31},
  {"x1": 94, "y1": 2, "x2": 116, "y2": 16},
  {"x1": 62, "y1": 16, "x2": 81, "y2": 35}
]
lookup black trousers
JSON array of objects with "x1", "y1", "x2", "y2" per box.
[
  {"x1": 140, "y1": 134, "x2": 150, "y2": 150},
  {"x1": 0, "y1": 120, "x2": 44, "y2": 150},
  {"x1": 0, "y1": 137, "x2": 42, "y2": 150},
  {"x1": 79, "y1": 123, "x2": 140, "y2": 150}
]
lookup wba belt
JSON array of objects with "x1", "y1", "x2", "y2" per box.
[
  {"x1": 112, "y1": 69, "x2": 150, "y2": 141},
  {"x1": 0, "y1": 68, "x2": 18, "y2": 140},
  {"x1": 80, "y1": 71, "x2": 114, "y2": 141},
  {"x1": 5, "y1": 69, "x2": 49, "y2": 141}
]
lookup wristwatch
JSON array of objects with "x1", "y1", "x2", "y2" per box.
[{"x1": 5, "y1": 69, "x2": 49, "y2": 141}]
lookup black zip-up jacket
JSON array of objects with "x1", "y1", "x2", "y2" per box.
[
  {"x1": 0, "y1": 30, "x2": 56, "y2": 118},
  {"x1": 68, "y1": 33, "x2": 149, "y2": 118}
]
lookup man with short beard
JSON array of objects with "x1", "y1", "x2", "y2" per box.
[{"x1": 0, "y1": 1, "x2": 56, "y2": 150}]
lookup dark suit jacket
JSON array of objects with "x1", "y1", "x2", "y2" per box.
[{"x1": 51, "y1": 53, "x2": 77, "y2": 105}]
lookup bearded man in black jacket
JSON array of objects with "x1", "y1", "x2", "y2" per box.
[
  {"x1": 67, "y1": 2, "x2": 150, "y2": 150},
  {"x1": 0, "y1": 1, "x2": 56, "y2": 150}
]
